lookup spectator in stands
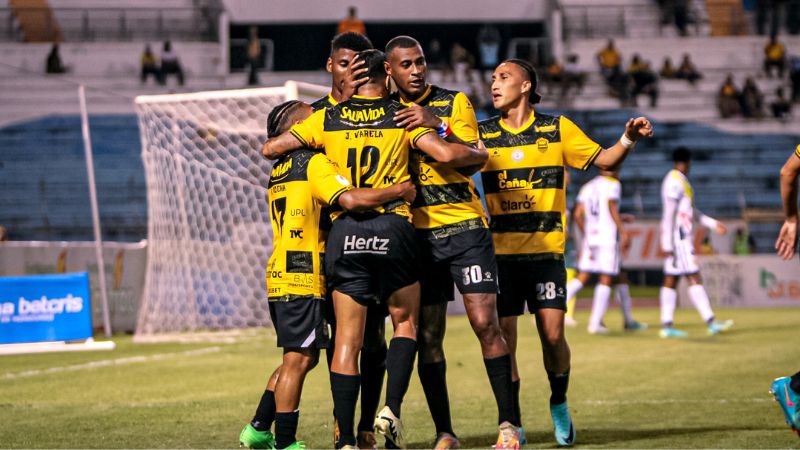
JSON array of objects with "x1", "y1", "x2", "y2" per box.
[
  {"x1": 160, "y1": 41, "x2": 184, "y2": 86},
  {"x1": 676, "y1": 53, "x2": 702, "y2": 85},
  {"x1": 628, "y1": 54, "x2": 659, "y2": 107},
  {"x1": 477, "y1": 24, "x2": 502, "y2": 73},
  {"x1": 140, "y1": 44, "x2": 160, "y2": 85},
  {"x1": 659, "y1": 57, "x2": 677, "y2": 79},
  {"x1": 740, "y1": 77, "x2": 765, "y2": 118},
  {"x1": 717, "y1": 74, "x2": 741, "y2": 118},
  {"x1": 246, "y1": 26, "x2": 261, "y2": 86},
  {"x1": 450, "y1": 42, "x2": 475, "y2": 83},
  {"x1": 789, "y1": 55, "x2": 800, "y2": 102},
  {"x1": 596, "y1": 39, "x2": 622, "y2": 84},
  {"x1": 337, "y1": 6, "x2": 366, "y2": 36},
  {"x1": 771, "y1": 87, "x2": 792, "y2": 119},
  {"x1": 764, "y1": 34, "x2": 786, "y2": 78},
  {"x1": 0, "y1": 225, "x2": 7, "y2": 242},
  {"x1": 733, "y1": 227, "x2": 756, "y2": 255},
  {"x1": 45, "y1": 43, "x2": 66, "y2": 74}
]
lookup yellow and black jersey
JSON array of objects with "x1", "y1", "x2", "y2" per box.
[
  {"x1": 290, "y1": 95, "x2": 434, "y2": 221},
  {"x1": 479, "y1": 111, "x2": 602, "y2": 261},
  {"x1": 311, "y1": 94, "x2": 338, "y2": 112},
  {"x1": 266, "y1": 149, "x2": 353, "y2": 300},
  {"x1": 795, "y1": 144, "x2": 800, "y2": 159},
  {"x1": 399, "y1": 84, "x2": 488, "y2": 237}
]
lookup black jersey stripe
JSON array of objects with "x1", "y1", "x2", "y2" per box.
[
  {"x1": 412, "y1": 182, "x2": 474, "y2": 208},
  {"x1": 490, "y1": 211, "x2": 563, "y2": 234},
  {"x1": 286, "y1": 250, "x2": 314, "y2": 273},
  {"x1": 481, "y1": 166, "x2": 564, "y2": 194}
]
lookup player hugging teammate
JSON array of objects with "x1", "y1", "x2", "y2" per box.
[{"x1": 246, "y1": 32, "x2": 654, "y2": 450}]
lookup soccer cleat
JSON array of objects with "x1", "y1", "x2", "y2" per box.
[
  {"x1": 587, "y1": 324, "x2": 609, "y2": 335},
  {"x1": 624, "y1": 320, "x2": 648, "y2": 331},
  {"x1": 357, "y1": 430, "x2": 378, "y2": 450},
  {"x1": 707, "y1": 319, "x2": 734, "y2": 335},
  {"x1": 495, "y1": 421, "x2": 520, "y2": 449},
  {"x1": 374, "y1": 405, "x2": 406, "y2": 449},
  {"x1": 564, "y1": 316, "x2": 578, "y2": 327},
  {"x1": 550, "y1": 402, "x2": 576, "y2": 447},
  {"x1": 283, "y1": 442, "x2": 306, "y2": 450},
  {"x1": 659, "y1": 327, "x2": 688, "y2": 339},
  {"x1": 518, "y1": 426, "x2": 527, "y2": 445},
  {"x1": 239, "y1": 424, "x2": 276, "y2": 449},
  {"x1": 433, "y1": 432, "x2": 461, "y2": 449},
  {"x1": 770, "y1": 377, "x2": 800, "y2": 434}
]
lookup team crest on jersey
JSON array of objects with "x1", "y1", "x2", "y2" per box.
[
  {"x1": 536, "y1": 138, "x2": 549, "y2": 153},
  {"x1": 511, "y1": 149, "x2": 524, "y2": 162}
]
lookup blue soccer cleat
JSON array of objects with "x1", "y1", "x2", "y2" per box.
[
  {"x1": 517, "y1": 426, "x2": 527, "y2": 445},
  {"x1": 707, "y1": 319, "x2": 734, "y2": 335},
  {"x1": 549, "y1": 402, "x2": 576, "y2": 447},
  {"x1": 770, "y1": 377, "x2": 800, "y2": 435},
  {"x1": 659, "y1": 327, "x2": 688, "y2": 339}
]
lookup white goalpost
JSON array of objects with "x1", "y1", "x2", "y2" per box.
[{"x1": 133, "y1": 81, "x2": 328, "y2": 339}]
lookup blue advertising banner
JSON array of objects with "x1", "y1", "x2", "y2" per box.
[{"x1": 0, "y1": 272, "x2": 93, "y2": 344}]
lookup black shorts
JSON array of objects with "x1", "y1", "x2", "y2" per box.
[
  {"x1": 418, "y1": 227, "x2": 499, "y2": 306},
  {"x1": 325, "y1": 212, "x2": 419, "y2": 306},
  {"x1": 268, "y1": 297, "x2": 330, "y2": 349},
  {"x1": 496, "y1": 259, "x2": 567, "y2": 317}
]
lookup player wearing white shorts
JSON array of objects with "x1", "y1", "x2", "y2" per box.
[
  {"x1": 658, "y1": 147, "x2": 732, "y2": 338},
  {"x1": 566, "y1": 171, "x2": 645, "y2": 334}
]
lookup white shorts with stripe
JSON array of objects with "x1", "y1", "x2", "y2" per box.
[
  {"x1": 663, "y1": 238, "x2": 699, "y2": 276},
  {"x1": 577, "y1": 241, "x2": 620, "y2": 276}
]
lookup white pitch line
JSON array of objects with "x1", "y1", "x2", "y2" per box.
[
  {"x1": 1, "y1": 346, "x2": 221, "y2": 381},
  {"x1": 582, "y1": 398, "x2": 771, "y2": 405}
]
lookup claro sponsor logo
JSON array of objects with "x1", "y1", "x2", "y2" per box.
[{"x1": 343, "y1": 235, "x2": 390, "y2": 255}]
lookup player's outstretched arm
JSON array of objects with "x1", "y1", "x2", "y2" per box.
[
  {"x1": 261, "y1": 131, "x2": 303, "y2": 160},
  {"x1": 338, "y1": 181, "x2": 416, "y2": 212},
  {"x1": 415, "y1": 132, "x2": 488, "y2": 169},
  {"x1": 776, "y1": 151, "x2": 800, "y2": 259},
  {"x1": 593, "y1": 117, "x2": 654, "y2": 170}
]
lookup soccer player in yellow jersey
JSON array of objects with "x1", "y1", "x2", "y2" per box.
[
  {"x1": 262, "y1": 50, "x2": 486, "y2": 450},
  {"x1": 384, "y1": 35, "x2": 516, "y2": 450},
  {"x1": 241, "y1": 100, "x2": 415, "y2": 450},
  {"x1": 479, "y1": 58, "x2": 653, "y2": 447}
]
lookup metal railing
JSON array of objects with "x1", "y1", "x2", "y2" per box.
[{"x1": 1, "y1": 7, "x2": 221, "y2": 42}]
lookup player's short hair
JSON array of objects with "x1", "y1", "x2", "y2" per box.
[
  {"x1": 330, "y1": 32, "x2": 373, "y2": 56},
  {"x1": 267, "y1": 100, "x2": 304, "y2": 138},
  {"x1": 356, "y1": 49, "x2": 387, "y2": 83},
  {"x1": 672, "y1": 146, "x2": 692, "y2": 163},
  {"x1": 503, "y1": 58, "x2": 542, "y2": 104},
  {"x1": 385, "y1": 35, "x2": 421, "y2": 56}
]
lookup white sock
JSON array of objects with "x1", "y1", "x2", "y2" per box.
[
  {"x1": 660, "y1": 287, "x2": 677, "y2": 327},
  {"x1": 615, "y1": 284, "x2": 634, "y2": 323},
  {"x1": 688, "y1": 284, "x2": 715, "y2": 323},
  {"x1": 589, "y1": 284, "x2": 612, "y2": 328},
  {"x1": 566, "y1": 278, "x2": 584, "y2": 302}
]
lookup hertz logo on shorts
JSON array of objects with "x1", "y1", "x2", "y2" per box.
[
  {"x1": 271, "y1": 159, "x2": 292, "y2": 180},
  {"x1": 341, "y1": 106, "x2": 386, "y2": 122}
]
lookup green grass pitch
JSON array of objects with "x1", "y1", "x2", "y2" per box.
[{"x1": 1, "y1": 306, "x2": 799, "y2": 448}]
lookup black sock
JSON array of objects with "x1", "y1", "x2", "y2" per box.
[
  {"x1": 419, "y1": 360, "x2": 455, "y2": 436},
  {"x1": 330, "y1": 372, "x2": 360, "y2": 448},
  {"x1": 358, "y1": 341, "x2": 387, "y2": 432},
  {"x1": 512, "y1": 379, "x2": 522, "y2": 425},
  {"x1": 547, "y1": 370, "x2": 570, "y2": 405},
  {"x1": 274, "y1": 411, "x2": 299, "y2": 449},
  {"x1": 251, "y1": 389, "x2": 276, "y2": 431},
  {"x1": 790, "y1": 371, "x2": 800, "y2": 393},
  {"x1": 385, "y1": 337, "x2": 417, "y2": 417},
  {"x1": 483, "y1": 354, "x2": 517, "y2": 426}
]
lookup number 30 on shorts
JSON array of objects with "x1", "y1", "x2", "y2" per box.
[
  {"x1": 536, "y1": 282, "x2": 557, "y2": 300},
  {"x1": 461, "y1": 265, "x2": 483, "y2": 285}
]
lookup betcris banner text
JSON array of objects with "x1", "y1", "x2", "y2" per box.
[{"x1": 0, "y1": 272, "x2": 93, "y2": 344}]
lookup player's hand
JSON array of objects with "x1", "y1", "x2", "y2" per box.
[
  {"x1": 775, "y1": 219, "x2": 798, "y2": 260},
  {"x1": 715, "y1": 222, "x2": 728, "y2": 235},
  {"x1": 395, "y1": 180, "x2": 417, "y2": 204},
  {"x1": 394, "y1": 103, "x2": 441, "y2": 131},
  {"x1": 624, "y1": 117, "x2": 654, "y2": 141},
  {"x1": 341, "y1": 54, "x2": 368, "y2": 100}
]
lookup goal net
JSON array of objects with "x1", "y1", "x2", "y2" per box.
[{"x1": 134, "y1": 81, "x2": 328, "y2": 337}]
